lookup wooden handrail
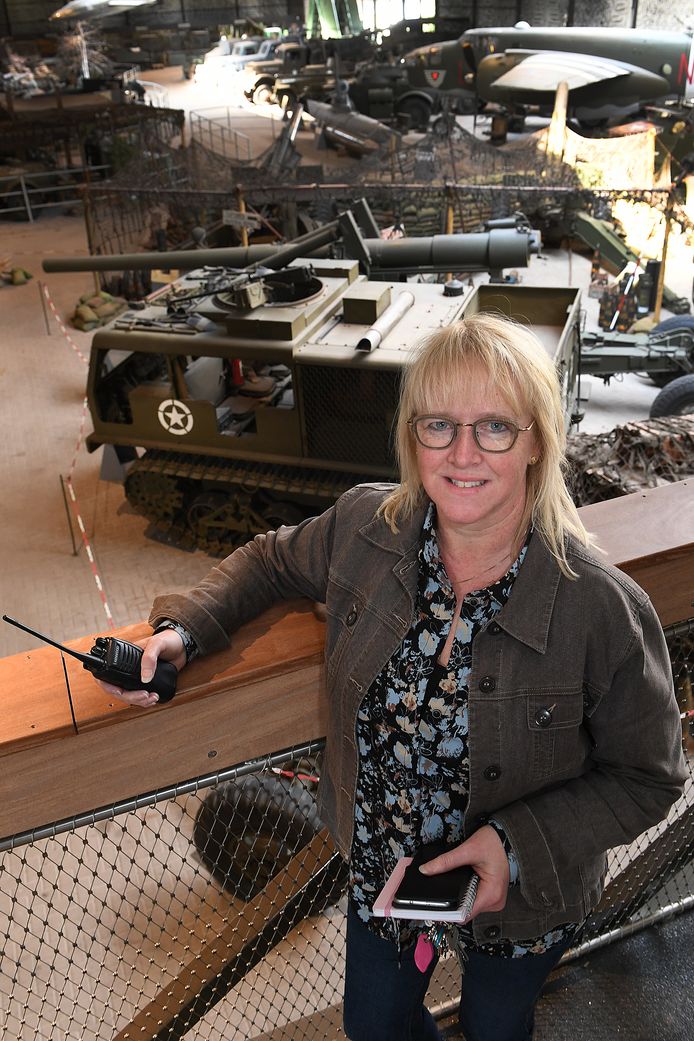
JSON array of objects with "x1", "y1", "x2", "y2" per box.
[
  {"x1": 0, "y1": 600, "x2": 327, "y2": 840},
  {"x1": 0, "y1": 479, "x2": 692, "y2": 842}
]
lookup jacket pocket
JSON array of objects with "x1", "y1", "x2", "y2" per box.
[
  {"x1": 325, "y1": 591, "x2": 365, "y2": 681},
  {"x1": 525, "y1": 691, "x2": 584, "y2": 783}
]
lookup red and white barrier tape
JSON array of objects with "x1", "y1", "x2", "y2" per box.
[
  {"x1": 68, "y1": 394, "x2": 89, "y2": 483},
  {"x1": 42, "y1": 283, "x2": 116, "y2": 629},
  {"x1": 64, "y1": 475, "x2": 116, "y2": 629},
  {"x1": 41, "y1": 282, "x2": 90, "y2": 366}
]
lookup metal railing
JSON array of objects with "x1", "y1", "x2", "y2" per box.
[
  {"x1": 0, "y1": 165, "x2": 111, "y2": 222},
  {"x1": 189, "y1": 108, "x2": 256, "y2": 163},
  {"x1": 137, "y1": 80, "x2": 171, "y2": 109},
  {"x1": 0, "y1": 616, "x2": 691, "y2": 1041}
]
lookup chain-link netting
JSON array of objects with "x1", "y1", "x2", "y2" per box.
[
  {"x1": 566, "y1": 416, "x2": 694, "y2": 505},
  {"x1": 1, "y1": 618, "x2": 692, "y2": 1040}
]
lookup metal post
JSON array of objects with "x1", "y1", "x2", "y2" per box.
[
  {"x1": 18, "y1": 175, "x2": 34, "y2": 223},
  {"x1": 236, "y1": 186, "x2": 249, "y2": 248},
  {"x1": 37, "y1": 280, "x2": 52, "y2": 335},
  {"x1": 59, "y1": 475, "x2": 79, "y2": 557},
  {"x1": 653, "y1": 204, "x2": 672, "y2": 324},
  {"x1": 445, "y1": 189, "x2": 454, "y2": 282}
]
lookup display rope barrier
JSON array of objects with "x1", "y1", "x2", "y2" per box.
[{"x1": 42, "y1": 282, "x2": 116, "y2": 630}]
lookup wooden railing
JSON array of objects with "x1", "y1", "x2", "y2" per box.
[
  {"x1": 1, "y1": 478, "x2": 692, "y2": 841},
  {"x1": 0, "y1": 479, "x2": 692, "y2": 1041}
]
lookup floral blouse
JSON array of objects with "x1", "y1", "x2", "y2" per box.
[{"x1": 348, "y1": 505, "x2": 580, "y2": 957}]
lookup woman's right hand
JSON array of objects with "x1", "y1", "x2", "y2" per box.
[{"x1": 96, "y1": 629, "x2": 187, "y2": 709}]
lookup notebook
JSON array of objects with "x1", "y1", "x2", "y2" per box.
[{"x1": 373, "y1": 842, "x2": 479, "y2": 923}]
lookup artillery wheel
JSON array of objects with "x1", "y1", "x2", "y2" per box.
[
  {"x1": 252, "y1": 82, "x2": 273, "y2": 105},
  {"x1": 649, "y1": 374, "x2": 694, "y2": 417},
  {"x1": 396, "y1": 97, "x2": 431, "y2": 132},
  {"x1": 431, "y1": 115, "x2": 464, "y2": 141},
  {"x1": 648, "y1": 316, "x2": 694, "y2": 388}
]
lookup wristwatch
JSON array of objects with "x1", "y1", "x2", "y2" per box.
[{"x1": 153, "y1": 620, "x2": 199, "y2": 665}]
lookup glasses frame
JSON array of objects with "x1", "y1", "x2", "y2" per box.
[{"x1": 408, "y1": 415, "x2": 535, "y2": 453}]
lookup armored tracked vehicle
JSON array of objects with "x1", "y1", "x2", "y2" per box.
[
  {"x1": 44, "y1": 209, "x2": 694, "y2": 553},
  {"x1": 43, "y1": 209, "x2": 553, "y2": 551}
]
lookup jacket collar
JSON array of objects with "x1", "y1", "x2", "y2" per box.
[
  {"x1": 358, "y1": 497, "x2": 563, "y2": 654},
  {"x1": 358, "y1": 500, "x2": 426, "y2": 559},
  {"x1": 495, "y1": 533, "x2": 563, "y2": 654}
]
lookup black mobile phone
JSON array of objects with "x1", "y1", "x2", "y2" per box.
[{"x1": 392, "y1": 841, "x2": 476, "y2": 912}]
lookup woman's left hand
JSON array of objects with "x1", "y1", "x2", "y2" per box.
[{"x1": 418, "y1": 825, "x2": 510, "y2": 918}]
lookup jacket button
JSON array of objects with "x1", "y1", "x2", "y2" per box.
[
  {"x1": 483, "y1": 764, "x2": 501, "y2": 780},
  {"x1": 346, "y1": 607, "x2": 358, "y2": 626},
  {"x1": 484, "y1": 925, "x2": 501, "y2": 939},
  {"x1": 535, "y1": 707, "x2": 553, "y2": 728},
  {"x1": 479, "y1": 675, "x2": 496, "y2": 692},
  {"x1": 488, "y1": 622, "x2": 502, "y2": 635}
]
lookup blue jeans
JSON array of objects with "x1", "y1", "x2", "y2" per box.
[{"x1": 343, "y1": 905, "x2": 572, "y2": 1041}]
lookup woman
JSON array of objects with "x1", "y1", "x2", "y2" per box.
[{"x1": 102, "y1": 314, "x2": 686, "y2": 1041}]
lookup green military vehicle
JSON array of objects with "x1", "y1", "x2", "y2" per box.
[
  {"x1": 42, "y1": 209, "x2": 548, "y2": 549},
  {"x1": 44, "y1": 208, "x2": 693, "y2": 553}
]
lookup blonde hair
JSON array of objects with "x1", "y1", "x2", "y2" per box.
[{"x1": 380, "y1": 312, "x2": 592, "y2": 576}]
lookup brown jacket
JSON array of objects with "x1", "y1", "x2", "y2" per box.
[{"x1": 150, "y1": 484, "x2": 686, "y2": 942}]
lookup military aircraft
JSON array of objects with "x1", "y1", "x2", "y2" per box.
[
  {"x1": 406, "y1": 22, "x2": 694, "y2": 126},
  {"x1": 51, "y1": 0, "x2": 158, "y2": 20}
]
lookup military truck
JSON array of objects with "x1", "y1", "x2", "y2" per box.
[
  {"x1": 43, "y1": 209, "x2": 694, "y2": 553},
  {"x1": 244, "y1": 41, "x2": 322, "y2": 105},
  {"x1": 244, "y1": 36, "x2": 373, "y2": 108},
  {"x1": 346, "y1": 61, "x2": 441, "y2": 131}
]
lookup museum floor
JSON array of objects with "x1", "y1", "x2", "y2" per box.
[{"x1": 1, "y1": 87, "x2": 692, "y2": 1038}]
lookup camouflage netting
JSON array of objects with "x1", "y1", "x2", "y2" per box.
[
  {"x1": 567, "y1": 415, "x2": 694, "y2": 506},
  {"x1": 89, "y1": 99, "x2": 694, "y2": 249},
  {"x1": 332, "y1": 124, "x2": 580, "y2": 188}
]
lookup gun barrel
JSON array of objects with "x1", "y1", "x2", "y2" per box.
[
  {"x1": 43, "y1": 228, "x2": 538, "y2": 275},
  {"x1": 367, "y1": 229, "x2": 536, "y2": 273},
  {"x1": 43, "y1": 246, "x2": 275, "y2": 273}
]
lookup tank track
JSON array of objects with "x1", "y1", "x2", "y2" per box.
[{"x1": 124, "y1": 450, "x2": 380, "y2": 555}]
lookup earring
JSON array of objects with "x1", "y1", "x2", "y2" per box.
[{"x1": 529, "y1": 456, "x2": 539, "y2": 465}]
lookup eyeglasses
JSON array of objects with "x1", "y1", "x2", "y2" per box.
[{"x1": 409, "y1": 415, "x2": 535, "y2": 453}]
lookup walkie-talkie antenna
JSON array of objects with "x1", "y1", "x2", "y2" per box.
[
  {"x1": 2, "y1": 615, "x2": 103, "y2": 667},
  {"x1": 60, "y1": 653, "x2": 79, "y2": 735},
  {"x1": 3, "y1": 612, "x2": 178, "y2": 703}
]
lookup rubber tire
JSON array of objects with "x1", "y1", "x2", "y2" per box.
[
  {"x1": 431, "y1": 115, "x2": 464, "y2": 141},
  {"x1": 649, "y1": 374, "x2": 694, "y2": 417},
  {"x1": 252, "y1": 82, "x2": 273, "y2": 105},
  {"x1": 396, "y1": 97, "x2": 431, "y2": 132},
  {"x1": 648, "y1": 316, "x2": 694, "y2": 387}
]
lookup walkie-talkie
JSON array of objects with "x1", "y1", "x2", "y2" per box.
[{"x1": 2, "y1": 615, "x2": 177, "y2": 703}]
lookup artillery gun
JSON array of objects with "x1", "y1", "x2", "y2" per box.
[{"x1": 44, "y1": 207, "x2": 694, "y2": 553}]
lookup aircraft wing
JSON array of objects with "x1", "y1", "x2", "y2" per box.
[
  {"x1": 490, "y1": 50, "x2": 634, "y2": 92},
  {"x1": 51, "y1": 1, "x2": 157, "y2": 19}
]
